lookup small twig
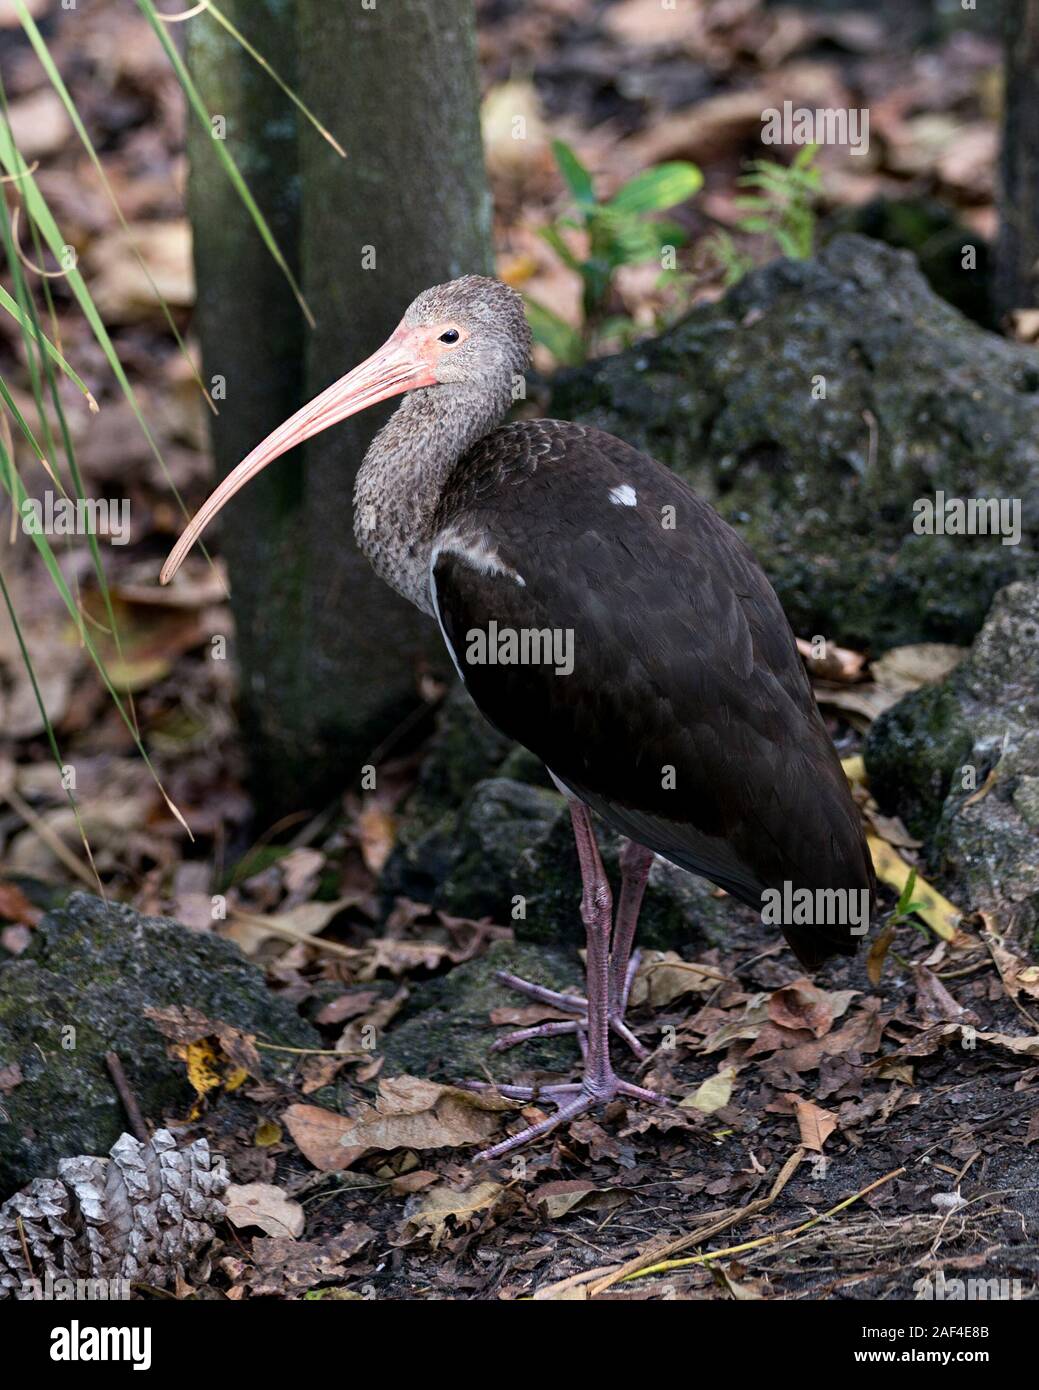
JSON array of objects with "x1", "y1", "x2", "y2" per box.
[
  {"x1": 971, "y1": 1094, "x2": 1038, "y2": 1135},
  {"x1": 644, "y1": 959, "x2": 729, "y2": 983},
  {"x1": 10, "y1": 207, "x2": 73, "y2": 280},
  {"x1": 1, "y1": 785, "x2": 99, "y2": 890},
  {"x1": 936, "y1": 960, "x2": 993, "y2": 981},
  {"x1": 952, "y1": 1150, "x2": 982, "y2": 1187},
  {"x1": 155, "y1": 1, "x2": 208, "y2": 17},
  {"x1": 227, "y1": 908, "x2": 359, "y2": 958},
  {"x1": 15, "y1": 1214, "x2": 34, "y2": 1280},
  {"x1": 0, "y1": 159, "x2": 39, "y2": 184},
  {"x1": 619, "y1": 1163, "x2": 905, "y2": 1286},
  {"x1": 105, "y1": 1051, "x2": 150, "y2": 1143},
  {"x1": 587, "y1": 1146, "x2": 805, "y2": 1297},
  {"x1": 862, "y1": 407, "x2": 878, "y2": 473}
]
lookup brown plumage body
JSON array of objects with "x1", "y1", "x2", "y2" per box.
[{"x1": 163, "y1": 275, "x2": 874, "y2": 1161}]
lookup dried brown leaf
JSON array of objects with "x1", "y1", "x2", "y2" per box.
[
  {"x1": 226, "y1": 1182, "x2": 304, "y2": 1239},
  {"x1": 912, "y1": 966, "x2": 974, "y2": 1024},
  {"x1": 785, "y1": 1095, "x2": 838, "y2": 1152},
  {"x1": 284, "y1": 1077, "x2": 512, "y2": 1172},
  {"x1": 0, "y1": 882, "x2": 42, "y2": 927},
  {"x1": 401, "y1": 1181, "x2": 503, "y2": 1249},
  {"x1": 768, "y1": 979, "x2": 857, "y2": 1038}
]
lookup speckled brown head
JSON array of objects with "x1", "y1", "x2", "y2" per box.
[
  {"x1": 402, "y1": 275, "x2": 531, "y2": 389},
  {"x1": 160, "y1": 275, "x2": 532, "y2": 584}
]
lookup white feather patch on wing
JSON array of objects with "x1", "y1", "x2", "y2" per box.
[
  {"x1": 431, "y1": 529, "x2": 526, "y2": 587},
  {"x1": 428, "y1": 529, "x2": 527, "y2": 687}
]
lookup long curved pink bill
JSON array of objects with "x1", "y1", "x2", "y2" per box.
[{"x1": 160, "y1": 337, "x2": 432, "y2": 585}]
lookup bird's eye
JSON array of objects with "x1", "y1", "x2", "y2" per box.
[{"x1": 439, "y1": 329, "x2": 460, "y2": 344}]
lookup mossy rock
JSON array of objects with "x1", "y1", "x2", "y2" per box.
[
  {"x1": 822, "y1": 197, "x2": 993, "y2": 328},
  {"x1": 394, "y1": 685, "x2": 514, "y2": 841},
  {"x1": 438, "y1": 778, "x2": 563, "y2": 922},
  {"x1": 0, "y1": 893, "x2": 317, "y2": 1195},
  {"x1": 551, "y1": 235, "x2": 1038, "y2": 652},
  {"x1": 381, "y1": 239, "x2": 1039, "y2": 957},
  {"x1": 376, "y1": 939, "x2": 581, "y2": 1082},
  {"x1": 380, "y1": 686, "x2": 516, "y2": 905},
  {"x1": 393, "y1": 768, "x2": 735, "y2": 953},
  {"x1": 515, "y1": 802, "x2": 736, "y2": 952},
  {"x1": 866, "y1": 580, "x2": 1039, "y2": 942}
]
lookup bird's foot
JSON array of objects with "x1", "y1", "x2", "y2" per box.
[
  {"x1": 460, "y1": 1072, "x2": 670, "y2": 1163},
  {"x1": 491, "y1": 958, "x2": 651, "y2": 1062}
]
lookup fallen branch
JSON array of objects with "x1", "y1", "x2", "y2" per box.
[
  {"x1": 105, "y1": 1050, "x2": 150, "y2": 1143},
  {"x1": 586, "y1": 1146, "x2": 805, "y2": 1297},
  {"x1": 618, "y1": 1163, "x2": 906, "y2": 1287}
]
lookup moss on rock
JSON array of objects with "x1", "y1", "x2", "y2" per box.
[
  {"x1": 866, "y1": 581, "x2": 1039, "y2": 943},
  {"x1": 0, "y1": 894, "x2": 317, "y2": 1195},
  {"x1": 376, "y1": 939, "x2": 581, "y2": 1081},
  {"x1": 551, "y1": 236, "x2": 1038, "y2": 651}
]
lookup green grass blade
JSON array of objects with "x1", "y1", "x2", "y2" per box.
[
  {"x1": 17, "y1": 217, "x2": 142, "y2": 737},
  {"x1": 0, "y1": 372, "x2": 60, "y2": 483},
  {"x1": 0, "y1": 568, "x2": 104, "y2": 893},
  {"x1": 14, "y1": 0, "x2": 216, "y2": 414},
  {"x1": 0, "y1": 437, "x2": 193, "y2": 839},
  {"x1": 0, "y1": 112, "x2": 224, "y2": 582},
  {"x1": 136, "y1": 0, "x2": 314, "y2": 327},
  {"x1": 0, "y1": 283, "x2": 96, "y2": 409},
  {"x1": 200, "y1": 0, "x2": 346, "y2": 158}
]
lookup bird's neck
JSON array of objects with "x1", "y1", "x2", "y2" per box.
[{"x1": 353, "y1": 381, "x2": 510, "y2": 615}]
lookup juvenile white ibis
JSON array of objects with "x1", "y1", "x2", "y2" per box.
[{"x1": 162, "y1": 276, "x2": 874, "y2": 1161}]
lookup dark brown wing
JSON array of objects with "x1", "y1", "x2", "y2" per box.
[{"x1": 430, "y1": 420, "x2": 874, "y2": 964}]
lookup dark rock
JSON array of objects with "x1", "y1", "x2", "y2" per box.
[
  {"x1": 822, "y1": 198, "x2": 993, "y2": 328},
  {"x1": 551, "y1": 235, "x2": 1038, "y2": 651},
  {"x1": 515, "y1": 801, "x2": 736, "y2": 952},
  {"x1": 381, "y1": 687, "x2": 748, "y2": 951},
  {"x1": 376, "y1": 939, "x2": 582, "y2": 1082},
  {"x1": 438, "y1": 777, "x2": 563, "y2": 921},
  {"x1": 380, "y1": 686, "x2": 515, "y2": 905},
  {"x1": 399, "y1": 686, "x2": 515, "y2": 839},
  {"x1": 866, "y1": 580, "x2": 1039, "y2": 940},
  {"x1": 405, "y1": 771, "x2": 738, "y2": 953},
  {"x1": 0, "y1": 894, "x2": 317, "y2": 1196},
  {"x1": 383, "y1": 238, "x2": 1038, "y2": 964}
]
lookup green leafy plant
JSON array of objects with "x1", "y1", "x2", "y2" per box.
[
  {"x1": 735, "y1": 144, "x2": 821, "y2": 260},
  {"x1": 888, "y1": 869, "x2": 931, "y2": 935},
  {"x1": 0, "y1": 0, "x2": 344, "y2": 882},
  {"x1": 706, "y1": 145, "x2": 822, "y2": 287},
  {"x1": 527, "y1": 140, "x2": 703, "y2": 363}
]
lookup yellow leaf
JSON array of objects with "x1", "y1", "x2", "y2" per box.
[
  {"x1": 866, "y1": 834, "x2": 962, "y2": 941},
  {"x1": 178, "y1": 1039, "x2": 223, "y2": 1099},
  {"x1": 841, "y1": 755, "x2": 867, "y2": 786},
  {"x1": 681, "y1": 1066, "x2": 736, "y2": 1113},
  {"x1": 255, "y1": 1119, "x2": 283, "y2": 1147}
]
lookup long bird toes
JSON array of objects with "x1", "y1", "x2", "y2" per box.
[
  {"x1": 492, "y1": 970, "x2": 586, "y2": 1012},
  {"x1": 491, "y1": 970, "x2": 651, "y2": 1060},
  {"x1": 470, "y1": 1073, "x2": 675, "y2": 1163}
]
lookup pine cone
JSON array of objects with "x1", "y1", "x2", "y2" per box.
[{"x1": 0, "y1": 1129, "x2": 228, "y2": 1299}]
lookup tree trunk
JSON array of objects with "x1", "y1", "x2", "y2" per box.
[
  {"x1": 188, "y1": 0, "x2": 492, "y2": 814},
  {"x1": 187, "y1": 0, "x2": 307, "y2": 818},
  {"x1": 996, "y1": 0, "x2": 1039, "y2": 320}
]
